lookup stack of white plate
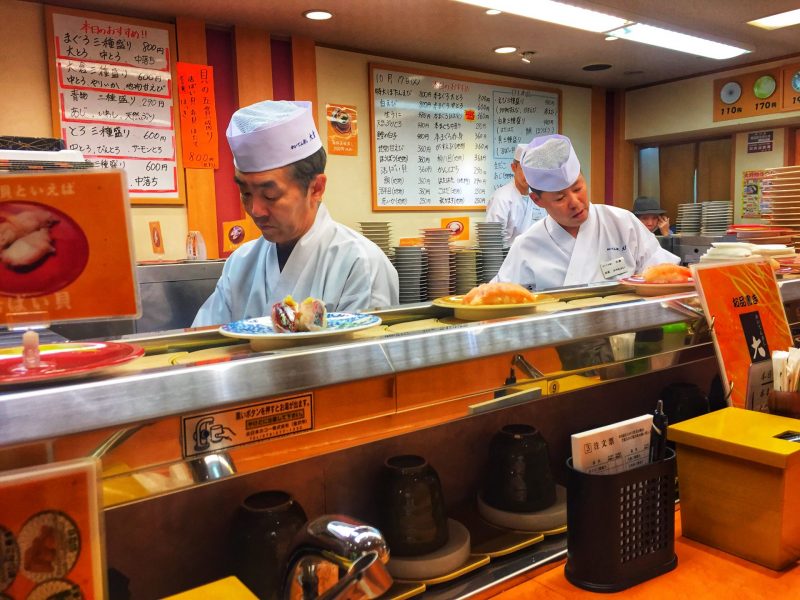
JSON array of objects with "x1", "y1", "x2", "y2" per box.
[
  {"x1": 675, "y1": 203, "x2": 702, "y2": 234},
  {"x1": 454, "y1": 248, "x2": 482, "y2": 295},
  {"x1": 422, "y1": 228, "x2": 455, "y2": 299},
  {"x1": 359, "y1": 222, "x2": 393, "y2": 260},
  {"x1": 761, "y1": 166, "x2": 800, "y2": 249},
  {"x1": 393, "y1": 246, "x2": 428, "y2": 304},
  {"x1": 700, "y1": 201, "x2": 733, "y2": 236},
  {"x1": 476, "y1": 222, "x2": 505, "y2": 282}
]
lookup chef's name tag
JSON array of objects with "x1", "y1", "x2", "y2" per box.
[{"x1": 600, "y1": 256, "x2": 630, "y2": 280}]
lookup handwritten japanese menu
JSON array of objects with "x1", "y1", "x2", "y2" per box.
[
  {"x1": 370, "y1": 64, "x2": 560, "y2": 211},
  {"x1": 47, "y1": 8, "x2": 181, "y2": 202},
  {"x1": 177, "y1": 62, "x2": 219, "y2": 169}
]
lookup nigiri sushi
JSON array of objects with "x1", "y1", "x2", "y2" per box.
[
  {"x1": 271, "y1": 295, "x2": 328, "y2": 333},
  {"x1": 462, "y1": 282, "x2": 537, "y2": 306},
  {"x1": 0, "y1": 228, "x2": 55, "y2": 268},
  {"x1": 641, "y1": 263, "x2": 692, "y2": 284}
]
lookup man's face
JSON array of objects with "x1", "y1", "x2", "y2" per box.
[
  {"x1": 638, "y1": 214, "x2": 659, "y2": 232},
  {"x1": 530, "y1": 174, "x2": 590, "y2": 230},
  {"x1": 511, "y1": 161, "x2": 528, "y2": 191},
  {"x1": 234, "y1": 166, "x2": 326, "y2": 245}
]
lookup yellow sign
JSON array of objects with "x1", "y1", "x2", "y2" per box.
[
  {"x1": 0, "y1": 170, "x2": 139, "y2": 327},
  {"x1": 326, "y1": 103, "x2": 358, "y2": 156}
]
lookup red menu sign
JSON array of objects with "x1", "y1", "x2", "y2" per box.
[
  {"x1": 0, "y1": 170, "x2": 139, "y2": 327},
  {"x1": 177, "y1": 62, "x2": 220, "y2": 169}
]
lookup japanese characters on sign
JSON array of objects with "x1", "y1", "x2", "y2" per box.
[
  {"x1": 177, "y1": 62, "x2": 219, "y2": 169},
  {"x1": 326, "y1": 103, "x2": 358, "y2": 156},
  {"x1": 50, "y1": 11, "x2": 180, "y2": 199},
  {"x1": 741, "y1": 169, "x2": 766, "y2": 219}
]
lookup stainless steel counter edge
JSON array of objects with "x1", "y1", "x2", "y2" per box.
[{"x1": 2, "y1": 280, "x2": 799, "y2": 446}]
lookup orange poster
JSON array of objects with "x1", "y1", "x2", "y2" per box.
[
  {"x1": 441, "y1": 216, "x2": 470, "y2": 241},
  {"x1": 0, "y1": 170, "x2": 140, "y2": 327},
  {"x1": 222, "y1": 218, "x2": 260, "y2": 253},
  {"x1": 149, "y1": 221, "x2": 165, "y2": 254},
  {"x1": 0, "y1": 458, "x2": 104, "y2": 599},
  {"x1": 691, "y1": 259, "x2": 792, "y2": 408},
  {"x1": 326, "y1": 104, "x2": 358, "y2": 156},
  {"x1": 177, "y1": 62, "x2": 220, "y2": 169}
]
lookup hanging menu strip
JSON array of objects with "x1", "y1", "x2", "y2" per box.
[
  {"x1": 370, "y1": 64, "x2": 560, "y2": 211},
  {"x1": 48, "y1": 9, "x2": 181, "y2": 200}
]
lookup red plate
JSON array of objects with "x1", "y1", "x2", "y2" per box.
[
  {"x1": 0, "y1": 201, "x2": 90, "y2": 297},
  {"x1": 0, "y1": 341, "x2": 143, "y2": 385}
]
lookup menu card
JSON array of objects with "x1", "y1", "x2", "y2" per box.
[{"x1": 691, "y1": 258, "x2": 792, "y2": 409}]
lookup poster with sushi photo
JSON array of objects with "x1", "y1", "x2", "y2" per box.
[
  {"x1": 0, "y1": 169, "x2": 140, "y2": 326},
  {"x1": 741, "y1": 169, "x2": 765, "y2": 219}
]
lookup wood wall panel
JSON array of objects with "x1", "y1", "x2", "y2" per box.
[
  {"x1": 697, "y1": 138, "x2": 732, "y2": 202},
  {"x1": 234, "y1": 27, "x2": 273, "y2": 106},
  {"x1": 613, "y1": 91, "x2": 634, "y2": 208},
  {"x1": 291, "y1": 36, "x2": 319, "y2": 125},
  {"x1": 590, "y1": 87, "x2": 606, "y2": 204},
  {"x1": 176, "y1": 17, "x2": 219, "y2": 258},
  {"x1": 659, "y1": 142, "x2": 696, "y2": 222}
]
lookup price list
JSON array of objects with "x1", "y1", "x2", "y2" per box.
[
  {"x1": 371, "y1": 65, "x2": 560, "y2": 210},
  {"x1": 50, "y1": 12, "x2": 179, "y2": 199}
]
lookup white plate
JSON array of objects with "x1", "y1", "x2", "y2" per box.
[{"x1": 220, "y1": 312, "x2": 382, "y2": 350}]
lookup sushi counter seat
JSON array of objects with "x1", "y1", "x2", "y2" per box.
[{"x1": 488, "y1": 508, "x2": 800, "y2": 599}]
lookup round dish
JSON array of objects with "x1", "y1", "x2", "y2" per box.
[
  {"x1": 719, "y1": 81, "x2": 742, "y2": 105},
  {"x1": 432, "y1": 294, "x2": 555, "y2": 321},
  {"x1": 219, "y1": 312, "x2": 382, "y2": 350},
  {"x1": 619, "y1": 276, "x2": 696, "y2": 297},
  {"x1": 0, "y1": 341, "x2": 143, "y2": 385}
]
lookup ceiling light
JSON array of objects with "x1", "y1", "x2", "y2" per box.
[
  {"x1": 605, "y1": 35, "x2": 618, "y2": 41},
  {"x1": 748, "y1": 8, "x2": 800, "y2": 30},
  {"x1": 303, "y1": 10, "x2": 332, "y2": 20},
  {"x1": 454, "y1": 0, "x2": 629, "y2": 33},
  {"x1": 520, "y1": 51, "x2": 536, "y2": 63},
  {"x1": 494, "y1": 46, "x2": 517, "y2": 54},
  {"x1": 606, "y1": 23, "x2": 750, "y2": 59},
  {"x1": 486, "y1": 9, "x2": 501, "y2": 15}
]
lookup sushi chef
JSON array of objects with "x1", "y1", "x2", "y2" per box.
[
  {"x1": 485, "y1": 143, "x2": 546, "y2": 245},
  {"x1": 193, "y1": 100, "x2": 399, "y2": 326},
  {"x1": 494, "y1": 134, "x2": 679, "y2": 290}
]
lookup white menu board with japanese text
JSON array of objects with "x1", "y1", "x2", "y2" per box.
[
  {"x1": 370, "y1": 64, "x2": 561, "y2": 211},
  {"x1": 46, "y1": 7, "x2": 184, "y2": 205}
]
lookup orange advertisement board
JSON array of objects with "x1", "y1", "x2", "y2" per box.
[
  {"x1": 714, "y1": 68, "x2": 783, "y2": 122},
  {"x1": 177, "y1": 62, "x2": 220, "y2": 169},
  {"x1": 0, "y1": 458, "x2": 104, "y2": 599},
  {"x1": 691, "y1": 259, "x2": 792, "y2": 408},
  {"x1": 441, "y1": 216, "x2": 470, "y2": 241},
  {"x1": 326, "y1": 104, "x2": 358, "y2": 156},
  {"x1": 0, "y1": 170, "x2": 139, "y2": 327}
]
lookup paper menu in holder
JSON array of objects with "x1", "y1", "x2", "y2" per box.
[
  {"x1": 691, "y1": 258, "x2": 792, "y2": 409},
  {"x1": 570, "y1": 414, "x2": 653, "y2": 475}
]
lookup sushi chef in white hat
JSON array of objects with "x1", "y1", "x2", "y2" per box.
[
  {"x1": 485, "y1": 143, "x2": 547, "y2": 245},
  {"x1": 193, "y1": 100, "x2": 399, "y2": 326},
  {"x1": 494, "y1": 134, "x2": 679, "y2": 290}
]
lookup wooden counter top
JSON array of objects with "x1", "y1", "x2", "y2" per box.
[{"x1": 489, "y1": 509, "x2": 799, "y2": 599}]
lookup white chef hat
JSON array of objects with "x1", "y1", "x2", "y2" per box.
[
  {"x1": 226, "y1": 100, "x2": 322, "y2": 172},
  {"x1": 521, "y1": 134, "x2": 581, "y2": 192},
  {"x1": 513, "y1": 143, "x2": 527, "y2": 162}
]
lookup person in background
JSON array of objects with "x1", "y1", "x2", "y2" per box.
[
  {"x1": 485, "y1": 143, "x2": 546, "y2": 245},
  {"x1": 495, "y1": 134, "x2": 679, "y2": 290},
  {"x1": 632, "y1": 196, "x2": 671, "y2": 236},
  {"x1": 193, "y1": 100, "x2": 399, "y2": 326}
]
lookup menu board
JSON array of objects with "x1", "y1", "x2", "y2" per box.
[
  {"x1": 45, "y1": 7, "x2": 185, "y2": 205},
  {"x1": 370, "y1": 64, "x2": 561, "y2": 211}
]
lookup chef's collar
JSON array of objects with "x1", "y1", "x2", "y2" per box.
[{"x1": 227, "y1": 100, "x2": 322, "y2": 172}]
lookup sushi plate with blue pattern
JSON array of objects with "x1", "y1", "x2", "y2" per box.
[{"x1": 219, "y1": 313, "x2": 382, "y2": 346}]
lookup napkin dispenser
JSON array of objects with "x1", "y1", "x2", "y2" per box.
[{"x1": 668, "y1": 407, "x2": 800, "y2": 570}]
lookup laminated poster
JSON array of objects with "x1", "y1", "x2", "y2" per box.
[
  {"x1": 326, "y1": 104, "x2": 358, "y2": 156},
  {"x1": 0, "y1": 169, "x2": 140, "y2": 327},
  {"x1": 691, "y1": 258, "x2": 792, "y2": 408},
  {"x1": 0, "y1": 458, "x2": 104, "y2": 599}
]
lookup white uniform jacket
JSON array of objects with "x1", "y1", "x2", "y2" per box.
[
  {"x1": 494, "y1": 203, "x2": 680, "y2": 290},
  {"x1": 193, "y1": 204, "x2": 399, "y2": 326},
  {"x1": 485, "y1": 181, "x2": 546, "y2": 245}
]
